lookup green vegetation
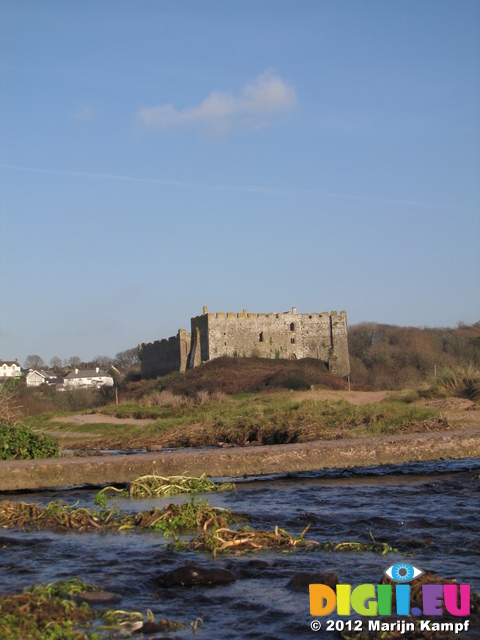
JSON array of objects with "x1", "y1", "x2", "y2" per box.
[
  {"x1": 319, "y1": 540, "x2": 395, "y2": 555},
  {"x1": 192, "y1": 523, "x2": 319, "y2": 556},
  {"x1": 96, "y1": 473, "x2": 235, "y2": 501},
  {"x1": 0, "y1": 579, "x2": 96, "y2": 640},
  {"x1": 0, "y1": 579, "x2": 185, "y2": 639},
  {"x1": 24, "y1": 393, "x2": 443, "y2": 450},
  {"x1": 427, "y1": 364, "x2": 480, "y2": 401},
  {"x1": 0, "y1": 424, "x2": 60, "y2": 460},
  {"x1": 143, "y1": 499, "x2": 236, "y2": 539},
  {"x1": 0, "y1": 497, "x2": 236, "y2": 539}
]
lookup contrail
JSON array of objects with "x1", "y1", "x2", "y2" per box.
[{"x1": 0, "y1": 163, "x2": 473, "y2": 212}]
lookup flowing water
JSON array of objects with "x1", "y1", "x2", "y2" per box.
[{"x1": 1, "y1": 458, "x2": 479, "y2": 638}]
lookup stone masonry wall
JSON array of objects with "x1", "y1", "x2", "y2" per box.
[
  {"x1": 187, "y1": 306, "x2": 350, "y2": 377},
  {"x1": 139, "y1": 306, "x2": 350, "y2": 379},
  {"x1": 139, "y1": 330, "x2": 191, "y2": 379},
  {"x1": 329, "y1": 311, "x2": 350, "y2": 376}
]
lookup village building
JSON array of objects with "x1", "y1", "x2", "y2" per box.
[
  {"x1": 0, "y1": 359, "x2": 22, "y2": 380},
  {"x1": 63, "y1": 368, "x2": 114, "y2": 390}
]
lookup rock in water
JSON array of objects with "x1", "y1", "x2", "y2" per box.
[
  {"x1": 286, "y1": 571, "x2": 338, "y2": 593},
  {"x1": 160, "y1": 565, "x2": 236, "y2": 587}
]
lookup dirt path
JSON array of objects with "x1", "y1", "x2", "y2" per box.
[
  {"x1": 294, "y1": 389, "x2": 389, "y2": 404},
  {"x1": 52, "y1": 414, "x2": 156, "y2": 426}
]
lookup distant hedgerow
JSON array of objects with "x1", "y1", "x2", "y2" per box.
[{"x1": 0, "y1": 424, "x2": 60, "y2": 460}]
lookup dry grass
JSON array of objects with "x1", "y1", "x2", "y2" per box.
[
  {"x1": 138, "y1": 388, "x2": 232, "y2": 408},
  {"x1": 139, "y1": 389, "x2": 192, "y2": 408},
  {"x1": 0, "y1": 391, "x2": 22, "y2": 426}
]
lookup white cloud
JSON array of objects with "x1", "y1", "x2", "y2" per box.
[{"x1": 137, "y1": 71, "x2": 297, "y2": 134}]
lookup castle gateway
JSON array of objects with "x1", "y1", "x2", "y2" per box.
[{"x1": 139, "y1": 306, "x2": 350, "y2": 379}]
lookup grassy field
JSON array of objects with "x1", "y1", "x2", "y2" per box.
[{"x1": 23, "y1": 390, "x2": 448, "y2": 452}]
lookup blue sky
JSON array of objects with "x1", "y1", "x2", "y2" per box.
[{"x1": 1, "y1": 1, "x2": 479, "y2": 366}]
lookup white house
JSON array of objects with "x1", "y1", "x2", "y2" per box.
[
  {"x1": 26, "y1": 370, "x2": 46, "y2": 387},
  {"x1": 63, "y1": 367, "x2": 114, "y2": 390},
  {"x1": 0, "y1": 360, "x2": 22, "y2": 380}
]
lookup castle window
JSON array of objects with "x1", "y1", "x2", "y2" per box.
[
  {"x1": 291, "y1": 337, "x2": 295, "y2": 344},
  {"x1": 259, "y1": 332, "x2": 264, "y2": 343},
  {"x1": 290, "y1": 323, "x2": 295, "y2": 331}
]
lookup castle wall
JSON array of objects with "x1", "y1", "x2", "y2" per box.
[
  {"x1": 329, "y1": 311, "x2": 350, "y2": 376},
  {"x1": 139, "y1": 330, "x2": 191, "y2": 379},
  {"x1": 140, "y1": 306, "x2": 350, "y2": 379},
  {"x1": 188, "y1": 311, "x2": 209, "y2": 368},
  {"x1": 186, "y1": 307, "x2": 350, "y2": 376}
]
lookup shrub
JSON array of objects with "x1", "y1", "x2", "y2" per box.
[
  {"x1": 0, "y1": 424, "x2": 60, "y2": 460},
  {"x1": 429, "y1": 364, "x2": 480, "y2": 401},
  {"x1": 195, "y1": 389, "x2": 210, "y2": 404},
  {"x1": 140, "y1": 390, "x2": 191, "y2": 408},
  {"x1": 278, "y1": 378, "x2": 310, "y2": 391},
  {"x1": 0, "y1": 392, "x2": 22, "y2": 426}
]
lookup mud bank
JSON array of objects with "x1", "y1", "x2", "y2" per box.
[{"x1": 1, "y1": 428, "x2": 479, "y2": 491}]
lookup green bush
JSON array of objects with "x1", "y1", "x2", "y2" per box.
[
  {"x1": 0, "y1": 424, "x2": 60, "y2": 460},
  {"x1": 278, "y1": 378, "x2": 310, "y2": 391}
]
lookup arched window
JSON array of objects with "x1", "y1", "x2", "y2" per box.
[
  {"x1": 259, "y1": 332, "x2": 264, "y2": 342},
  {"x1": 290, "y1": 323, "x2": 295, "y2": 331}
]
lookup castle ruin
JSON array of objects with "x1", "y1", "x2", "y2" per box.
[{"x1": 139, "y1": 306, "x2": 350, "y2": 379}]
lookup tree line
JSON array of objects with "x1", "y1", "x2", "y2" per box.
[
  {"x1": 23, "y1": 348, "x2": 140, "y2": 373},
  {"x1": 348, "y1": 321, "x2": 480, "y2": 389}
]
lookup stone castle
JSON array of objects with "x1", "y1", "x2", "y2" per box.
[{"x1": 139, "y1": 306, "x2": 350, "y2": 379}]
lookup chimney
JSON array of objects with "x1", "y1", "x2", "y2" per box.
[
  {"x1": 75, "y1": 368, "x2": 78, "y2": 374},
  {"x1": 96, "y1": 367, "x2": 99, "y2": 373},
  {"x1": 203, "y1": 306, "x2": 208, "y2": 314}
]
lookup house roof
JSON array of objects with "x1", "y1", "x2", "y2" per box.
[
  {"x1": 26, "y1": 370, "x2": 46, "y2": 378},
  {"x1": 65, "y1": 368, "x2": 110, "y2": 379},
  {"x1": 0, "y1": 360, "x2": 20, "y2": 367}
]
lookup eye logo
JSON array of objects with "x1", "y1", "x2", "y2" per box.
[{"x1": 384, "y1": 563, "x2": 424, "y2": 583}]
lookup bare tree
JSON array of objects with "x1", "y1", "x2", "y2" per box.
[
  {"x1": 92, "y1": 355, "x2": 113, "y2": 368},
  {"x1": 114, "y1": 348, "x2": 140, "y2": 370},
  {"x1": 50, "y1": 356, "x2": 63, "y2": 371},
  {"x1": 24, "y1": 354, "x2": 45, "y2": 370},
  {"x1": 68, "y1": 356, "x2": 82, "y2": 368}
]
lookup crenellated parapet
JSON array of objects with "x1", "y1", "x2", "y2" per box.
[{"x1": 139, "y1": 330, "x2": 191, "y2": 379}]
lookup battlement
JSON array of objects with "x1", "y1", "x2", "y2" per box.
[
  {"x1": 139, "y1": 330, "x2": 191, "y2": 379},
  {"x1": 199, "y1": 307, "x2": 336, "y2": 321}
]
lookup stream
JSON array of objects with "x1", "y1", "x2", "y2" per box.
[{"x1": 1, "y1": 458, "x2": 479, "y2": 638}]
